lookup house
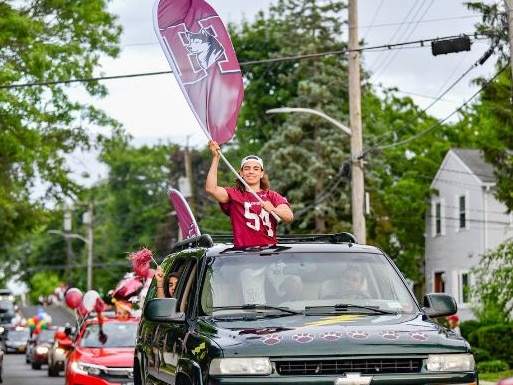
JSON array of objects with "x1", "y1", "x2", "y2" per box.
[{"x1": 425, "y1": 148, "x2": 513, "y2": 320}]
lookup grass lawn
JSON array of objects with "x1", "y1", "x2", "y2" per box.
[{"x1": 480, "y1": 370, "x2": 513, "y2": 382}]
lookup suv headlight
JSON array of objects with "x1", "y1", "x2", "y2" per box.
[
  {"x1": 209, "y1": 357, "x2": 272, "y2": 375},
  {"x1": 427, "y1": 354, "x2": 475, "y2": 371}
]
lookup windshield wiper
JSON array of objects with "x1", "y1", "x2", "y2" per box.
[
  {"x1": 211, "y1": 304, "x2": 301, "y2": 315},
  {"x1": 305, "y1": 304, "x2": 398, "y2": 316}
]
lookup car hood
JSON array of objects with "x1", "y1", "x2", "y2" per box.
[
  {"x1": 72, "y1": 347, "x2": 135, "y2": 366},
  {"x1": 198, "y1": 313, "x2": 469, "y2": 356}
]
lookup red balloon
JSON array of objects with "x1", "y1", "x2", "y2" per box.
[
  {"x1": 65, "y1": 288, "x2": 83, "y2": 309},
  {"x1": 77, "y1": 302, "x2": 88, "y2": 316}
]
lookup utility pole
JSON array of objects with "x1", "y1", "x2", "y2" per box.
[
  {"x1": 63, "y1": 208, "x2": 73, "y2": 287},
  {"x1": 348, "y1": 0, "x2": 366, "y2": 244},
  {"x1": 83, "y1": 202, "x2": 94, "y2": 291},
  {"x1": 184, "y1": 142, "x2": 195, "y2": 213},
  {"x1": 507, "y1": 0, "x2": 513, "y2": 85}
]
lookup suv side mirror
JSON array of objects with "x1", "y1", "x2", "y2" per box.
[
  {"x1": 422, "y1": 293, "x2": 457, "y2": 318},
  {"x1": 144, "y1": 298, "x2": 185, "y2": 323}
]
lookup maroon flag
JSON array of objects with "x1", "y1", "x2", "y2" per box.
[
  {"x1": 168, "y1": 188, "x2": 201, "y2": 239},
  {"x1": 153, "y1": 0, "x2": 243, "y2": 144}
]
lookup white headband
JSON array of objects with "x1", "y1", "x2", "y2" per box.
[{"x1": 240, "y1": 155, "x2": 264, "y2": 170}]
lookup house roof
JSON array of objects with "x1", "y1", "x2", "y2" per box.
[{"x1": 451, "y1": 148, "x2": 495, "y2": 184}]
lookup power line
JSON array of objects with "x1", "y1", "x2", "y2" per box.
[{"x1": 0, "y1": 33, "x2": 492, "y2": 90}]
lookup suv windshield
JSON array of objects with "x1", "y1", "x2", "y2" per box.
[{"x1": 200, "y1": 251, "x2": 417, "y2": 315}]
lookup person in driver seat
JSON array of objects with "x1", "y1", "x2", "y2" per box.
[{"x1": 318, "y1": 265, "x2": 369, "y2": 300}]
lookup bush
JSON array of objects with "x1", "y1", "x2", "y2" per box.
[
  {"x1": 472, "y1": 347, "x2": 492, "y2": 363},
  {"x1": 477, "y1": 360, "x2": 509, "y2": 373},
  {"x1": 473, "y1": 324, "x2": 513, "y2": 367},
  {"x1": 460, "y1": 319, "x2": 481, "y2": 341}
]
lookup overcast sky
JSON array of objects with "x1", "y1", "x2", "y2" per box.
[{"x1": 70, "y1": 0, "x2": 498, "y2": 181}]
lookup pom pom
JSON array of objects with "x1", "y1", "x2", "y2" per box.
[
  {"x1": 129, "y1": 247, "x2": 154, "y2": 278},
  {"x1": 93, "y1": 297, "x2": 106, "y2": 314}
]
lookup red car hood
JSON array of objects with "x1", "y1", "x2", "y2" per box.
[{"x1": 72, "y1": 346, "x2": 134, "y2": 366}]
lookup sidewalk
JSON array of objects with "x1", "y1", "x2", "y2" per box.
[{"x1": 481, "y1": 381, "x2": 496, "y2": 385}]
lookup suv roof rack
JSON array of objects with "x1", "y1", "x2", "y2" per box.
[
  {"x1": 171, "y1": 234, "x2": 214, "y2": 252},
  {"x1": 209, "y1": 232, "x2": 357, "y2": 246},
  {"x1": 277, "y1": 232, "x2": 357, "y2": 244}
]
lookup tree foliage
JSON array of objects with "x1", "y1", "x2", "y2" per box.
[
  {"x1": 470, "y1": 240, "x2": 513, "y2": 323},
  {"x1": 0, "y1": 0, "x2": 122, "y2": 249},
  {"x1": 463, "y1": 2, "x2": 513, "y2": 211}
]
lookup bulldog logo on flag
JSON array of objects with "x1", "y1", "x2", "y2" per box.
[{"x1": 153, "y1": 0, "x2": 244, "y2": 144}]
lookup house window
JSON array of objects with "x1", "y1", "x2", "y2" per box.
[
  {"x1": 435, "y1": 202, "x2": 442, "y2": 235},
  {"x1": 460, "y1": 272, "x2": 471, "y2": 303},
  {"x1": 459, "y1": 195, "x2": 466, "y2": 229},
  {"x1": 434, "y1": 272, "x2": 445, "y2": 293},
  {"x1": 431, "y1": 199, "x2": 445, "y2": 237}
]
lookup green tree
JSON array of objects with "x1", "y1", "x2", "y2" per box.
[
  {"x1": 28, "y1": 271, "x2": 63, "y2": 305},
  {"x1": 0, "y1": 0, "x2": 122, "y2": 250},
  {"x1": 463, "y1": 2, "x2": 513, "y2": 211},
  {"x1": 470, "y1": 239, "x2": 513, "y2": 323}
]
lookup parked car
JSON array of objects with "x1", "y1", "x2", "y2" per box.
[
  {"x1": 65, "y1": 315, "x2": 139, "y2": 385},
  {"x1": 29, "y1": 327, "x2": 57, "y2": 369},
  {"x1": 498, "y1": 377, "x2": 513, "y2": 385},
  {"x1": 0, "y1": 299, "x2": 15, "y2": 326},
  {"x1": 0, "y1": 326, "x2": 30, "y2": 353},
  {"x1": 47, "y1": 326, "x2": 73, "y2": 377},
  {"x1": 135, "y1": 233, "x2": 477, "y2": 385},
  {"x1": 0, "y1": 348, "x2": 4, "y2": 383},
  {"x1": 0, "y1": 289, "x2": 15, "y2": 327}
]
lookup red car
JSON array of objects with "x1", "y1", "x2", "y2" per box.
[{"x1": 65, "y1": 315, "x2": 139, "y2": 385}]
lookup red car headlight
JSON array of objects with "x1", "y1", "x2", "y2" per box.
[{"x1": 70, "y1": 361, "x2": 104, "y2": 376}]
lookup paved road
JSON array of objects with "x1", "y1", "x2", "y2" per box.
[
  {"x1": 20, "y1": 305, "x2": 76, "y2": 327},
  {"x1": 2, "y1": 352, "x2": 65, "y2": 385},
  {"x1": 0, "y1": 305, "x2": 76, "y2": 384}
]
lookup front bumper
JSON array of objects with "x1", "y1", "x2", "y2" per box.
[
  {"x1": 207, "y1": 372, "x2": 477, "y2": 385},
  {"x1": 67, "y1": 372, "x2": 135, "y2": 385}
]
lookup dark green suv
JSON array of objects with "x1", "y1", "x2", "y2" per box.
[{"x1": 134, "y1": 233, "x2": 477, "y2": 385}]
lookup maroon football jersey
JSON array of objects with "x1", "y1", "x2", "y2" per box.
[{"x1": 220, "y1": 187, "x2": 290, "y2": 248}]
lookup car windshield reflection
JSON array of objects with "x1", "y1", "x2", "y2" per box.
[
  {"x1": 79, "y1": 321, "x2": 138, "y2": 348},
  {"x1": 200, "y1": 252, "x2": 417, "y2": 315}
]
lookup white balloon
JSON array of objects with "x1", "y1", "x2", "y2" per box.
[{"x1": 82, "y1": 290, "x2": 100, "y2": 312}]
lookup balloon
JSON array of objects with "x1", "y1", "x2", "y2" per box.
[
  {"x1": 55, "y1": 331, "x2": 67, "y2": 340},
  {"x1": 65, "y1": 288, "x2": 83, "y2": 309},
  {"x1": 77, "y1": 302, "x2": 88, "y2": 316},
  {"x1": 32, "y1": 316, "x2": 39, "y2": 324},
  {"x1": 82, "y1": 290, "x2": 100, "y2": 312}
]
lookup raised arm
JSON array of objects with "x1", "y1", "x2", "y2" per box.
[{"x1": 205, "y1": 140, "x2": 229, "y2": 203}]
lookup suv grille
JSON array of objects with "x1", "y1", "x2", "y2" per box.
[{"x1": 276, "y1": 358, "x2": 423, "y2": 375}]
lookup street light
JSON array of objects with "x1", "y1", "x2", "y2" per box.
[
  {"x1": 266, "y1": 106, "x2": 366, "y2": 243},
  {"x1": 267, "y1": 107, "x2": 352, "y2": 136}
]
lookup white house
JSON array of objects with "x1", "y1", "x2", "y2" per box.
[{"x1": 425, "y1": 148, "x2": 513, "y2": 320}]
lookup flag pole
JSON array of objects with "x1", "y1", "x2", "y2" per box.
[{"x1": 216, "y1": 150, "x2": 281, "y2": 222}]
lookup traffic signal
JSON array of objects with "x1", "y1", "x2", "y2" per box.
[{"x1": 431, "y1": 35, "x2": 471, "y2": 56}]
